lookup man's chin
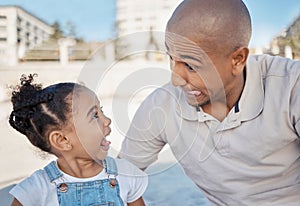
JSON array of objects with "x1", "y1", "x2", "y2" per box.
[
  {"x1": 182, "y1": 91, "x2": 210, "y2": 108},
  {"x1": 186, "y1": 98, "x2": 210, "y2": 108}
]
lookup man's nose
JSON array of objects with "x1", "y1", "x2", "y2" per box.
[{"x1": 171, "y1": 61, "x2": 187, "y2": 86}]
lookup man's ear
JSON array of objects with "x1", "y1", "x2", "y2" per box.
[
  {"x1": 231, "y1": 47, "x2": 249, "y2": 76},
  {"x1": 48, "y1": 130, "x2": 72, "y2": 151}
]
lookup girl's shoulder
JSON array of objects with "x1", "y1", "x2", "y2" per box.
[
  {"x1": 18, "y1": 168, "x2": 51, "y2": 186},
  {"x1": 9, "y1": 168, "x2": 57, "y2": 206},
  {"x1": 11, "y1": 168, "x2": 54, "y2": 195}
]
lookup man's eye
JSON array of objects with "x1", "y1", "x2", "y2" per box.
[{"x1": 184, "y1": 63, "x2": 194, "y2": 71}]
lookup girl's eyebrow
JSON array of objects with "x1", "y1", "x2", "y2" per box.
[{"x1": 86, "y1": 105, "x2": 97, "y2": 117}]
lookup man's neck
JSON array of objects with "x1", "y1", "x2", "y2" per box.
[{"x1": 201, "y1": 68, "x2": 246, "y2": 121}]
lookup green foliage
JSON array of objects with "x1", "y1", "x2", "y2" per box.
[
  {"x1": 50, "y1": 21, "x2": 63, "y2": 40},
  {"x1": 50, "y1": 21, "x2": 84, "y2": 42}
]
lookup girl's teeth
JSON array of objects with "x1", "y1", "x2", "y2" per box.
[
  {"x1": 101, "y1": 139, "x2": 111, "y2": 146},
  {"x1": 100, "y1": 139, "x2": 111, "y2": 151}
]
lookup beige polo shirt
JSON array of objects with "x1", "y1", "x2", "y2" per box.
[{"x1": 120, "y1": 54, "x2": 300, "y2": 205}]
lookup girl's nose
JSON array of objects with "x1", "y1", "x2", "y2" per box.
[{"x1": 103, "y1": 115, "x2": 111, "y2": 127}]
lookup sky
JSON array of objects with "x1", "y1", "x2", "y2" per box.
[{"x1": 0, "y1": 0, "x2": 299, "y2": 48}]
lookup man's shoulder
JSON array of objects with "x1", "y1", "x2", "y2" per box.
[
  {"x1": 132, "y1": 82, "x2": 183, "y2": 121},
  {"x1": 248, "y1": 54, "x2": 300, "y2": 77},
  {"x1": 146, "y1": 82, "x2": 181, "y2": 104}
]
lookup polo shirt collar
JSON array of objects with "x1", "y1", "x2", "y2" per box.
[{"x1": 237, "y1": 55, "x2": 264, "y2": 122}]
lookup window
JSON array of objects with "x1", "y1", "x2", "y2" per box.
[
  {"x1": 0, "y1": 26, "x2": 6, "y2": 32},
  {"x1": 17, "y1": 27, "x2": 21, "y2": 35},
  {"x1": 0, "y1": 16, "x2": 7, "y2": 19},
  {"x1": 0, "y1": 38, "x2": 7, "y2": 42},
  {"x1": 26, "y1": 22, "x2": 30, "y2": 30},
  {"x1": 17, "y1": 16, "x2": 22, "y2": 24}
]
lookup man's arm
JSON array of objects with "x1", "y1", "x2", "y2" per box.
[{"x1": 119, "y1": 90, "x2": 167, "y2": 169}]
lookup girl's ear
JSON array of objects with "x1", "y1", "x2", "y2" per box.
[
  {"x1": 48, "y1": 130, "x2": 72, "y2": 151},
  {"x1": 231, "y1": 47, "x2": 249, "y2": 76}
]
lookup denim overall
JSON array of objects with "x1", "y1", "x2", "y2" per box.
[{"x1": 44, "y1": 157, "x2": 124, "y2": 206}]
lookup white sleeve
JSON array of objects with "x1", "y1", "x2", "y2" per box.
[
  {"x1": 116, "y1": 159, "x2": 148, "y2": 203},
  {"x1": 9, "y1": 170, "x2": 55, "y2": 206}
]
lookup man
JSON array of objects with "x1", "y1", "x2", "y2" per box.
[{"x1": 119, "y1": 0, "x2": 300, "y2": 205}]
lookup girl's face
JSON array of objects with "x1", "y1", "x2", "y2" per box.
[{"x1": 66, "y1": 87, "x2": 111, "y2": 161}]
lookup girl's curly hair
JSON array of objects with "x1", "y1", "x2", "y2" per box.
[{"x1": 9, "y1": 74, "x2": 83, "y2": 153}]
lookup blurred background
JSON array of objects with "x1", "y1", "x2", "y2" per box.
[{"x1": 0, "y1": 0, "x2": 299, "y2": 205}]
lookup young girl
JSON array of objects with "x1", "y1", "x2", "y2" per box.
[{"x1": 8, "y1": 74, "x2": 148, "y2": 206}]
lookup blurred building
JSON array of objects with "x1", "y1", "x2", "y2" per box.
[
  {"x1": 266, "y1": 14, "x2": 300, "y2": 60},
  {"x1": 116, "y1": 0, "x2": 182, "y2": 36},
  {"x1": 22, "y1": 39, "x2": 105, "y2": 63},
  {"x1": 0, "y1": 6, "x2": 54, "y2": 66},
  {"x1": 116, "y1": 0, "x2": 182, "y2": 60}
]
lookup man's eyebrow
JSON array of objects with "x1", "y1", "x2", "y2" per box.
[
  {"x1": 165, "y1": 43, "x2": 201, "y2": 63},
  {"x1": 179, "y1": 54, "x2": 200, "y2": 62},
  {"x1": 86, "y1": 105, "x2": 97, "y2": 117}
]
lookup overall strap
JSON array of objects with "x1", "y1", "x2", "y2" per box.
[
  {"x1": 44, "y1": 161, "x2": 63, "y2": 182},
  {"x1": 103, "y1": 156, "x2": 118, "y2": 175}
]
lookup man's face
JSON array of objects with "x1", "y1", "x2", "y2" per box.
[{"x1": 165, "y1": 31, "x2": 233, "y2": 107}]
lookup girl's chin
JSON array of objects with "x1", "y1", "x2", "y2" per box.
[{"x1": 92, "y1": 151, "x2": 109, "y2": 162}]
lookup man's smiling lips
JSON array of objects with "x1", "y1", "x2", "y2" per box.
[
  {"x1": 183, "y1": 88, "x2": 207, "y2": 105},
  {"x1": 186, "y1": 90, "x2": 202, "y2": 96},
  {"x1": 182, "y1": 85, "x2": 203, "y2": 97}
]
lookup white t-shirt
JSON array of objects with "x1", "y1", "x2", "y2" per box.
[{"x1": 10, "y1": 158, "x2": 148, "y2": 206}]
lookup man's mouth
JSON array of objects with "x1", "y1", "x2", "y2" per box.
[{"x1": 186, "y1": 90, "x2": 202, "y2": 96}]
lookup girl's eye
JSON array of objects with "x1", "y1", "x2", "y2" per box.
[
  {"x1": 93, "y1": 106, "x2": 104, "y2": 120},
  {"x1": 184, "y1": 63, "x2": 194, "y2": 71},
  {"x1": 93, "y1": 111, "x2": 99, "y2": 119}
]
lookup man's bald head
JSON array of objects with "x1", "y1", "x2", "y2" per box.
[{"x1": 167, "y1": 0, "x2": 252, "y2": 55}]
